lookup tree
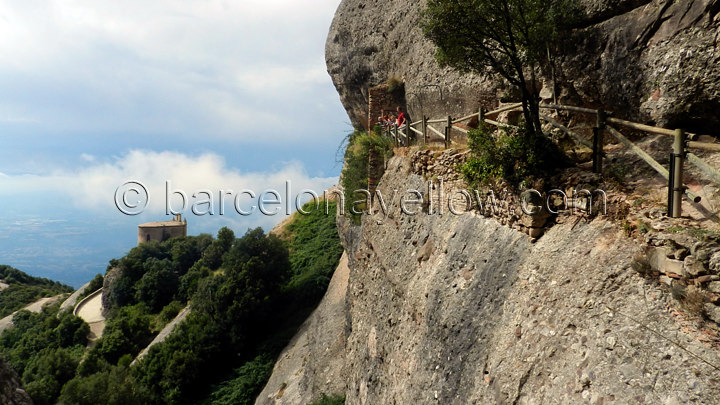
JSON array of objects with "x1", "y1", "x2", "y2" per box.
[{"x1": 422, "y1": 0, "x2": 575, "y2": 135}]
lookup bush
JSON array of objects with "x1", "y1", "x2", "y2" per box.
[
  {"x1": 461, "y1": 125, "x2": 566, "y2": 187},
  {"x1": 340, "y1": 129, "x2": 394, "y2": 221},
  {"x1": 310, "y1": 393, "x2": 346, "y2": 405},
  {"x1": 285, "y1": 201, "x2": 343, "y2": 306},
  {"x1": 76, "y1": 274, "x2": 104, "y2": 303},
  {"x1": 0, "y1": 265, "x2": 73, "y2": 318},
  {"x1": 386, "y1": 76, "x2": 404, "y2": 95},
  {"x1": 158, "y1": 300, "x2": 184, "y2": 325},
  {"x1": 203, "y1": 353, "x2": 274, "y2": 405},
  {"x1": 96, "y1": 304, "x2": 153, "y2": 364}
]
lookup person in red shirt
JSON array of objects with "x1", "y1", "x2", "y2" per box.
[{"x1": 396, "y1": 106, "x2": 406, "y2": 128}]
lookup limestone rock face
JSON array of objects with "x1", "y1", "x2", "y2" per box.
[
  {"x1": 0, "y1": 358, "x2": 33, "y2": 405},
  {"x1": 255, "y1": 253, "x2": 350, "y2": 405},
  {"x1": 326, "y1": 0, "x2": 720, "y2": 134},
  {"x1": 258, "y1": 153, "x2": 720, "y2": 404},
  {"x1": 333, "y1": 156, "x2": 720, "y2": 404}
]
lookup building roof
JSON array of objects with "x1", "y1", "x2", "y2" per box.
[{"x1": 138, "y1": 221, "x2": 186, "y2": 228}]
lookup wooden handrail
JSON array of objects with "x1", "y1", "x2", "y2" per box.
[
  {"x1": 539, "y1": 113, "x2": 593, "y2": 149},
  {"x1": 607, "y1": 126, "x2": 701, "y2": 203},
  {"x1": 687, "y1": 153, "x2": 720, "y2": 184},
  {"x1": 483, "y1": 118, "x2": 520, "y2": 129},
  {"x1": 452, "y1": 125, "x2": 469, "y2": 134},
  {"x1": 485, "y1": 102, "x2": 523, "y2": 116},
  {"x1": 426, "y1": 124, "x2": 445, "y2": 139},
  {"x1": 409, "y1": 126, "x2": 423, "y2": 135},
  {"x1": 389, "y1": 101, "x2": 718, "y2": 206},
  {"x1": 606, "y1": 126, "x2": 668, "y2": 178},
  {"x1": 606, "y1": 117, "x2": 676, "y2": 137},
  {"x1": 539, "y1": 104, "x2": 597, "y2": 114},
  {"x1": 452, "y1": 112, "x2": 480, "y2": 124},
  {"x1": 688, "y1": 141, "x2": 720, "y2": 152}
]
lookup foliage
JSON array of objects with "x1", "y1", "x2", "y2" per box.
[
  {"x1": 0, "y1": 265, "x2": 73, "y2": 318},
  {"x1": 421, "y1": 0, "x2": 576, "y2": 134},
  {"x1": 310, "y1": 393, "x2": 346, "y2": 405},
  {"x1": 133, "y1": 228, "x2": 291, "y2": 404},
  {"x1": 0, "y1": 304, "x2": 88, "y2": 405},
  {"x1": 2, "y1": 213, "x2": 343, "y2": 405},
  {"x1": 158, "y1": 300, "x2": 184, "y2": 325},
  {"x1": 76, "y1": 273, "x2": 104, "y2": 303},
  {"x1": 386, "y1": 76, "x2": 404, "y2": 95},
  {"x1": 104, "y1": 234, "x2": 213, "y2": 314},
  {"x1": 95, "y1": 303, "x2": 153, "y2": 365},
  {"x1": 461, "y1": 125, "x2": 566, "y2": 186},
  {"x1": 59, "y1": 362, "x2": 139, "y2": 405},
  {"x1": 135, "y1": 258, "x2": 179, "y2": 312},
  {"x1": 285, "y1": 201, "x2": 344, "y2": 305},
  {"x1": 340, "y1": 128, "x2": 394, "y2": 222},
  {"x1": 202, "y1": 353, "x2": 274, "y2": 405}
]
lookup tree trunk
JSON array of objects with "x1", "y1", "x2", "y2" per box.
[{"x1": 520, "y1": 86, "x2": 543, "y2": 136}]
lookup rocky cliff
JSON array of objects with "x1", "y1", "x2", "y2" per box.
[
  {"x1": 0, "y1": 358, "x2": 32, "y2": 405},
  {"x1": 255, "y1": 2, "x2": 720, "y2": 403},
  {"x1": 326, "y1": 0, "x2": 720, "y2": 134},
  {"x1": 260, "y1": 152, "x2": 720, "y2": 404}
]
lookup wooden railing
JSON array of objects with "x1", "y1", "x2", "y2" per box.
[{"x1": 379, "y1": 103, "x2": 720, "y2": 218}]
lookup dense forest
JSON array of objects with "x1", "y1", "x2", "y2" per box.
[{"x1": 0, "y1": 201, "x2": 344, "y2": 405}]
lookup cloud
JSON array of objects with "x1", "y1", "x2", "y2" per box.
[
  {"x1": 0, "y1": 149, "x2": 338, "y2": 229},
  {"x1": 0, "y1": 0, "x2": 344, "y2": 142}
]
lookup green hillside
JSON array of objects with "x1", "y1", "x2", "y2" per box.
[
  {"x1": 0, "y1": 201, "x2": 343, "y2": 405},
  {"x1": 0, "y1": 265, "x2": 74, "y2": 318}
]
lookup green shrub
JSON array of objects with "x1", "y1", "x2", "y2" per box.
[
  {"x1": 461, "y1": 125, "x2": 566, "y2": 187},
  {"x1": 285, "y1": 201, "x2": 343, "y2": 307},
  {"x1": 203, "y1": 353, "x2": 274, "y2": 405},
  {"x1": 340, "y1": 129, "x2": 394, "y2": 222},
  {"x1": 158, "y1": 300, "x2": 184, "y2": 325},
  {"x1": 76, "y1": 274, "x2": 104, "y2": 303},
  {"x1": 386, "y1": 76, "x2": 404, "y2": 94},
  {"x1": 0, "y1": 265, "x2": 73, "y2": 318}
]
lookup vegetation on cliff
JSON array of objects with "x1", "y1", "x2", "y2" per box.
[
  {"x1": 422, "y1": 0, "x2": 576, "y2": 135},
  {"x1": 340, "y1": 128, "x2": 394, "y2": 222},
  {"x1": 461, "y1": 125, "x2": 567, "y2": 187},
  {"x1": 0, "y1": 201, "x2": 343, "y2": 405}
]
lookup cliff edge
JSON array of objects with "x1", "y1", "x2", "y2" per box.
[
  {"x1": 326, "y1": 0, "x2": 720, "y2": 134},
  {"x1": 0, "y1": 357, "x2": 32, "y2": 405}
]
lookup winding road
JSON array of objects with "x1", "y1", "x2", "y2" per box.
[{"x1": 74, "y1": 290, "x2": 106, "y2": 340}]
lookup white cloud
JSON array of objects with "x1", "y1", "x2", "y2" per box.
[
  {"x1": 0, "y1": 0, "x2": 344, "y2": 141},
  {"x1": 0, "y1": 150, "x2": 338, "y2": 224}
]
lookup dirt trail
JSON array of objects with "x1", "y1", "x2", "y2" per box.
[{"x1": 0, "y1": 295, "x2": 65, "y2": 334}]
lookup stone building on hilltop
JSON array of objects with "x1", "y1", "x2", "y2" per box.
[{"x1": 137, "y1": 214, "x2": 187, "y2": 245}]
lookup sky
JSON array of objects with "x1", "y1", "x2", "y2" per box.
[{"x1": 0, "y1": 0, "x2": 350, "y2": 287}]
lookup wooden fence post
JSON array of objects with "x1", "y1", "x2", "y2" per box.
[
  {"x1": 593, "y1": 109, "x2": 606, "y2": 173},
  {"x1": 423, "y1": 116, "x2": 428, "y2": 147},
  {"x1": 668, "y1": 128, "x2": 686, "y2": 217},
  {"x1": 393, "y1": 124, "x2": 398, "y2": 147},
  {"x1": 445, "y1": 115, "x2": 452, "y2": 149}
]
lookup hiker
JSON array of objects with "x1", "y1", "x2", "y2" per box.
[
  {"x1": 396, "y1": 106, "x2": 406, "y2": 128},
  {"x1": 378, "y1": 110, "x2": 387, "y2": 126}
]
